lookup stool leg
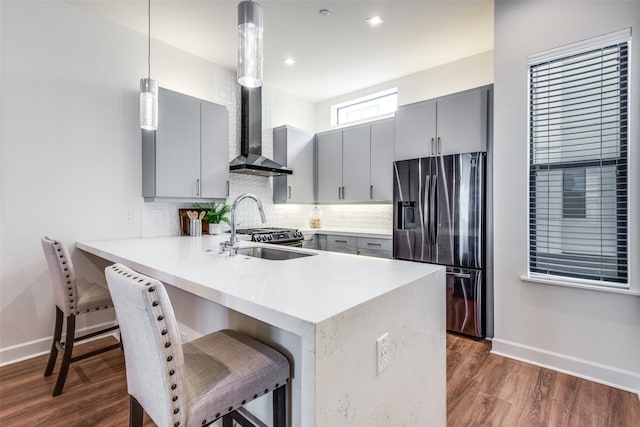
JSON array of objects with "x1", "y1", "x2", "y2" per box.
[
  {"x1": 222, "y1": 414, "x2": 233, "y2": 427},
  {"x1": 273, "y1": 384, "x2": 286, "y2": 427},
  {"x1": 44, "y1": 307, "x2": 64, "y2": 377},
  {"x1": 129, "y1": 395, "x2": 144, "y2": 427},
  {"x1": 52, "y1": 314, "x2": 75, "y2": 396}
]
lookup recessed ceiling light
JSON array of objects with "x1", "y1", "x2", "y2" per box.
[
  {"x1": 319, "y1": 9, "x2": 330, "y2": 17},
  {"x1": 366, "y1": 15, "x2": 384, "y2": 28},
  {"x1": 283, "y1": 57, "x2": 296, "y2": 66}
]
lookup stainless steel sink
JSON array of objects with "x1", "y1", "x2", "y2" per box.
[{"x1": 236, "y1": 246, "x2": 316, "y2": 260}]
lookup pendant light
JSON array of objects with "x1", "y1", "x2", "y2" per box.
[
  {"x1": 140, "y1": 0, "x2": 158, "y2": 130},
  {"x1": 237, "y1": 0, "x2": 263, "y2": 88}
]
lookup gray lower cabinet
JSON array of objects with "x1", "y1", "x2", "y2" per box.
[
  {"x1": 273, "y1": 125, "x2": 315, "y2": 203},
  {"x1": 316, "y1": 234, "x2": 392, "y2": 259},
  {"x1": 357, "y1": 237, "x2": 392, "y2": 259},
  {"x1": 316, "y1": 117, "x2": 394, "y2": 203},
  {"x1": 326, "y1": 235, "x2": 358, "y2": 254},
  {"x1": 143, "y1": 87, "x2": 229, "y2": 200},
  {"x1": 394, "y1": 85, "x2": 491, "y2": 161}
]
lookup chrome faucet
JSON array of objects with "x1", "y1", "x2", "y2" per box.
[{"x1": 220, "y1": 193, "x2": 266, "y2": 256}]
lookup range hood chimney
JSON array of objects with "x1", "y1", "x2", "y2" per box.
[{"x1": 229, "y1": 86, "x2": 292, "y2": 177}]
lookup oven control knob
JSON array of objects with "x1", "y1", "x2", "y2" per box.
[
  {"x1": 268, "y1": 235, "x2": 273, "y2": 241},
  {"x1": 255, "y1": 236, "x2": 262, "y2": 242},
  {"x1": 297, "y1": 231, "x2": 303, "y2": 237}
]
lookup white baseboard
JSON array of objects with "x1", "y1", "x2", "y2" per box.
[
  {"x1": 0, "y1": 321, "x2": 119, "y2": 367},
  {"x1": 491, "y1": 338, "x2": 640, "y2": 395}
]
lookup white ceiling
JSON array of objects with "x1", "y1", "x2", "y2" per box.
[{"x1": 68, "y1": 0, "x2": 494, "y2": 103}]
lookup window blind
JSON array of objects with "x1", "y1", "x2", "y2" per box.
[{"x1": 528, "y1": 32, "x2": 629, "y2": 286}]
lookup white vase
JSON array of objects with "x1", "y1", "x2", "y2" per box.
[{"x1": 208, "y1": 223, "x2": 223, "y2": 235}]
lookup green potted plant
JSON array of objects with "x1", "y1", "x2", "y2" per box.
[{"x1": 194, "y1": 202, "x2": 231, "y2": 234}]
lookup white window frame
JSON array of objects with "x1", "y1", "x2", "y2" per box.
[
  {"x1": 525, "y1": 28, "x2": 633, "y2": 292},
  {"x1": 330, "y1": 87, "x2": 398, "y2": 126}
]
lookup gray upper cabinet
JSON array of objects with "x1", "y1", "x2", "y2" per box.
[
  {"x1": 316, "y1": 130, "x2": 343, "y2": 202},
  {"x1": 370, "y1": 118, "x2": 394, "y2": 201},
  {"x1": 395, "y1": 100, "x2": 436, "y2": 161},
  {"x1": 316, "y1": 118, "x2": 395, "y2": 203},
  {"x1": 394, "y1": 86, "x2": 490, "y2": 161},
  {"x1": 436, "y1": 88, "x2": 488, "y2": 155},
  {"x1": 200, "y1": 101, "x2": 230, "y2": 199},
  {"x1": 342, "y1": 124, "x2": 371, "y2": 201},
  {"x1": 154, "y1": 88, "x2": 201, "y2": 197},
  {"x1": 273, "y1": 125, "x2": 315, "y2": 203},
  {"x1": 143, "y1": 87, "x2": 229, "y2": 201}
]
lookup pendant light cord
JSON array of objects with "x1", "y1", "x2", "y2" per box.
[{"x1": 147, "y1": 0, "x2": 151, "y2": 79}]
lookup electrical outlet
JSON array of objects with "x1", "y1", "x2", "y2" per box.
[
  {"x1": 124, "y1": 210, "x2": 134, "y2": 223},
  {"x1": 376, "y1": 332, "x2": 389, "y2": 375}
]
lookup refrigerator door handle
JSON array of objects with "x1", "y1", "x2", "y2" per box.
[
  {"x1": 447, "y1": 271, "x2": 471, "y2": 279},
  {"x1": 430, "y1": 174, "x2": 437, "y2": 245},
  {"x1": 424, "y1": 174, "x2": 431, "y2": 244}
]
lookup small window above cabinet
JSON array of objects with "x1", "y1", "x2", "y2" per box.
[
  {"x1": 273, "y1": 125, "x2": 314, "y2": 204},
  {"x1": 142, "y1": 87, "x2": 230, "y2": 201}
]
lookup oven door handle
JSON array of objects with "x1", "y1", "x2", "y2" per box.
[{"x1": 271, "y1": 240, "x2": 304, "y2": 247}]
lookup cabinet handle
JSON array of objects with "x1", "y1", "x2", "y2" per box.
[
  {"x1": 431, "y1": 138, "x2": 435, "y2": 156},
  {"x1": 437, "y1": 137, "x2": 442, "y2": 155},
  {"x1": 370, "y1": 185, "x2": 374, "y2": 200},
  {"x1": 196, "y1": 178, "x2": 201, "y2": 196},
  {"x1": 338, "y1": 187, "x2": 341, "y2": 199},
  {"x1": 342, "y1": 186, "x2": 345, "y2": 199},
  {"x1": 335, "y1": 240, "x2": 348, "y2": 244},
  {"x1": 367, "y1": 242, "x2": 382, "y2": 246},
  {"x1": 288, "y1": 186, "x2": 292, "y2": 200},
  {"x1": 225, "y1": 180, "x2": 229, "y2": 197}
]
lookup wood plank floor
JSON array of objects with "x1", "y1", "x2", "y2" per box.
[
  {"x1": 1, "y1": 335, "x2": 638, "y2": 426},
  {"x1": 0, "y1": 337, "x2": 154, "y2": 426},
  {"x1": 447, "y1": 334, "x2": 640, "y2": 427}
]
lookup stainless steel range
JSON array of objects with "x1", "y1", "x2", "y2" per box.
[{"x1": 235, "y1": 227, "x2": 304, "y2": 246}]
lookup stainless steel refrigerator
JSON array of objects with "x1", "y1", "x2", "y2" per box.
[{"x1": 393, "y1": 152, "x2": 486, "y2": 338}]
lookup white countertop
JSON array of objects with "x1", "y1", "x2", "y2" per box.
[
  {"x1": 300, "y1": 227, "x2": 392, "y2": 239},
  {"x1": 77, "y1": 235, "x2": 439, "y2": 334}
]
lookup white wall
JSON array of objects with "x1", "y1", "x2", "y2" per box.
[
  {"x1": 493, "y1": 0, "x2": 640, "y2": 393},
  {"x1": 271, "y1": 88, "x2": 315, "y2": 131},
  {"x1": 0, "y1": 0, "x2": 208, "y2": 362},
  {"x1": 314, "y1": 50, "x2": 494, "y2": 132}
]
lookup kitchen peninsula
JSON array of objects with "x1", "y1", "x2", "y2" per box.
[{"x1": 77, "y1": 235, "x2": 445, "y2": 426}]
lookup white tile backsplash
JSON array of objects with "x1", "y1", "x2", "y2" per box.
[
  {"x1": 141, "y1": 202, "x2": 191, "y2": 237},
  {"x1": 307, "y1": 204, "x2": 393, "y2": 230}
]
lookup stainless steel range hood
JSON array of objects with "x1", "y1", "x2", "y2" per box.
[{"x1": 230, "y1": 86, "x2": 292, "y2": 177}]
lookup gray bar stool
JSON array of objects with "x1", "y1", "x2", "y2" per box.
[
  {"x1": 105, "y1": 263, "x2": 290, "y2": 427},
  {"x1": 41, "y1": 236, "x2": 120, "y2": 396}
]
